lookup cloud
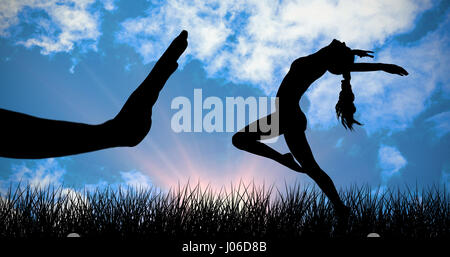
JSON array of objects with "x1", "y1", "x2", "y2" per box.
[
  {"x1": 0, "y1": 0, "x2": 112, "y2": 55},
  {"x1": 0, "y1": 158, "x2": 91, "y2": 207},
  {"x1": 69, "y1": 57, "x2": 79, "y2": 74},
  {"x1": 101, "y1": 0, "x2": 116, "y2": 11},
  {"x1": 119, "y1": 170, "x2": 154, "y2": 189},
  {"x1": 426, "y1": 111, "x2": 450, "y2": 138},
  {"x1": 0, "y1": 159, "x2": 154, "y2": 195},
  {"x1": 116, "y1": 0, "x2": 236, "y2": 64},
  {"x1": 117, "y1": 0, "x2": 431, "y2": 93},
  {"x1": 0, "y1": 158, "x2": 66, "y2": 194},
  {"x1": 378, "y1": 144, "x2": 407, "y2": 183}
]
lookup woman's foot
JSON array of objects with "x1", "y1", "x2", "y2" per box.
[
  {"x1": 335, "y1": 204, "x2": 350, "y2": 219},
  {"x1": 334, "y1": 204, "x2": 351, "y2": 236},
  {"x1": 106, "y1": 31, "x2": 188, "y2": 147}
]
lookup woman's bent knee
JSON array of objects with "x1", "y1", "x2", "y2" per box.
[{"x1": 232, "y1": 132, "x2": 247, "y2": 150}]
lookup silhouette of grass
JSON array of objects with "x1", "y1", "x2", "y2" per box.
[{"x1": 0, "y1": 182, "x2": 448, "y2": 239}]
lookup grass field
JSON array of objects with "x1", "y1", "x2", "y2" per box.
[{"x1": 0, "y1": 182, "x2": 448, "y2": 239}]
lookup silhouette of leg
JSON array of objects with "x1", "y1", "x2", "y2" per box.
[
  {"x1": 284, "y1": 130, "x2": 349, "y2": 216},
  {"x1": 232, "y1": 113, "x2": 303, "y2": 172},
  {"x1": 104, "y1": 30, "x2": 188, "y2": 147},
  {"x1": 0, "y1": 31, "x2": 188, "y2": 159}
]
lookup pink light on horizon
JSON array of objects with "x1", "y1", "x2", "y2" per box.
[{"x1": 128, "y1": 138, "x2": 303, "y2": 193}]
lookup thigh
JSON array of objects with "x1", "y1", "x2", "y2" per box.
[
  {"x1": 279, "y1": 103, "x2": 307, "y2": 132},
  {"x1": 237, "y1": 112, "x2": 283, "y2": 140},
  {"x1": 284, "y1": 130, "x2": 319, "y2": 169}
]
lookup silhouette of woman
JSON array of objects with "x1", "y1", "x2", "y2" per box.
[
  {"x1": 0, "y1": 30, "x2": 188, "y2": 159},
  {"x1": 232, "y1": 39, "x2": 408, "y2": 218}
]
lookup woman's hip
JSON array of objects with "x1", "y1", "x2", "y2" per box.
[{"x1": 279, "y1": 106, "x2": 307, "y2": 132}]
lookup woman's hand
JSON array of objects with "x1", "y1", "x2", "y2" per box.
[
  {"x1": 382, "y1": 64, "x2": 408, "y2": 76},
  {"x1": 352, "y1": 49, "x2": 374, "y2": 58}
]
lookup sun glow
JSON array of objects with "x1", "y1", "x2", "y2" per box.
[{"x1": 129, "y1": 134, "x2": 302, "y2": 193}]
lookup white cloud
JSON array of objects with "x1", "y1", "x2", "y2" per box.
[
  {"x1": 426, "y1": 111, "x2": 450, "y2": 138},
  {"x1": 60, "y1": 187, "x2": 89, "y2": 208},
  {"x1": 69, "y1": 57, "x2": 79, "y2": 73},
  {"x1": 0, "y1": 159, "x2": 154, "y2": 195},
  {"x1": 0, "y1": 158, "x2": 66, "y2": 193},
  {"x1": 117, "y1": 0, "x2": 236, "y2": 64},
  {"x1": 101, "y1": 0, "x2": 116, "y2": 11},
  {"x1": 117, "y1": 0, "x2": 431, "y2": 93},
  {"x1": 0, "y1": 0, "x2": 26, "y2": 37},
  {"x1": 378, "y1": 144, "x2": 407, "y2": 183},
  {"x1": 0, "y1": 158, "x2": 90, "y2": 207},
  {"x1": 304, "y1": 73, "x2": 341, "y2": 130},
  {"x1": 0, "y1": 0, "x2": 112, "y2": 54},
  {"x1": 82, "y1": 170, "x2": 154, "y2": 191},
  {"x1": 120, "y1": 170, "x2": 153, "y2": 189}
]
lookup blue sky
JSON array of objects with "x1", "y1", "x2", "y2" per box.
[{"x1": 0, "y1": 0, "x2": 449, "y2": 193}]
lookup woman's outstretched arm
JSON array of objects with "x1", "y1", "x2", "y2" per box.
[
  {"x1": 0, "y1": 30, "x2": 188, "y2": 159},
  {"x1": 350, "y1": 63, "x2": 408, "y2": 76}
]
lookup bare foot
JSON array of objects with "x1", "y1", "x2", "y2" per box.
[
  {"x1": 334, "y1": 204, "x2": 351, "y2": 235},
  {"x1": 107, "y1": 30, "x2": 188, "y2": 147},
  {"x1": 335, "y1": 204, "x2": 350, "y2": 219}
]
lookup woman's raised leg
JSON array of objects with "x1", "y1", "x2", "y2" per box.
[
  {"x1": 0, "y1": 31, "x2": 188, "y2": 159},
  {"x1": 232, "y1": 113, "x2": 303, "y2": 172}
]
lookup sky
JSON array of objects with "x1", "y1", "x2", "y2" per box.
[{"x1": 0, "y1": 0, "x2": 449, "y2": 194}]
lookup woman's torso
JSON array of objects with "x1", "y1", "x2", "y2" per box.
[{"x1": 275, "y1": 54, "x2": 327, "y2": 130}]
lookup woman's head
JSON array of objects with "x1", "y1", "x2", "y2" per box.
[
  {"x1": 318, "y1": 40, "x2": 362, "y2": 130},
  {"x1": 326, "y1": 39, "x2": 354, "y2": 75},
  {"x1": 323, "y1": 40, "x2": 362, "y2": 130}
]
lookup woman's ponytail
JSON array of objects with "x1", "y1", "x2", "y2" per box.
[{"x1": 335, "y1": 72, "x2": 362, "y2": 130}]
